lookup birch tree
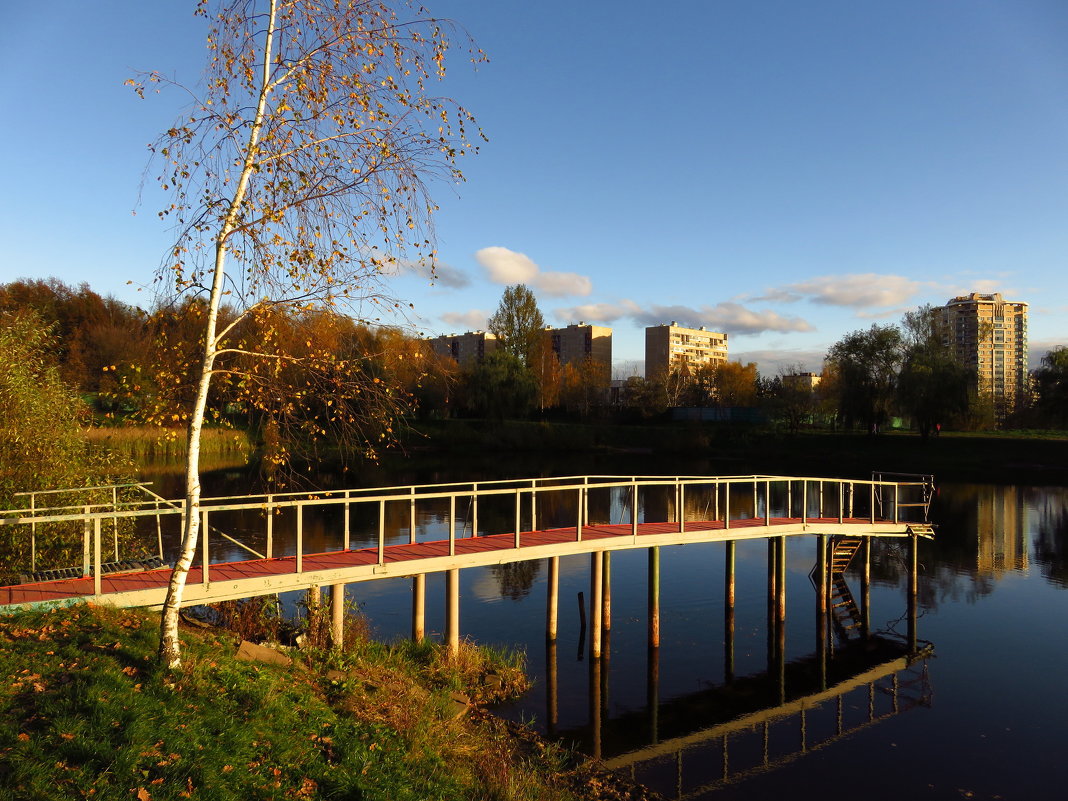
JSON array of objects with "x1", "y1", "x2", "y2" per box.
[{"x1": 132, "y1": 0, "x2": 483, "y2": 669}]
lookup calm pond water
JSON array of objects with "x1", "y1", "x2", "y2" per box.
[{"x1": 149, "y1": 458, "x2": 1068, "y2": 800}]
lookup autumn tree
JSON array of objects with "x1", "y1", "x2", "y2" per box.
[
  {"x1": 487, "y1": 284, "x2": 545, "y2": 364},
  {"x1": 136, "y1": 0, "x2": 483, "y2": 669},
  {"x1": 529, "y1": 332, "x2": 562, "y2": 411}
]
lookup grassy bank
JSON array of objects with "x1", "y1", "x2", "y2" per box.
[
  {"x1": 0, "y1": 603, "x2": 644, "y2": 801},
  {"x1": 85, "y1": 426, "x2": 253, "y2": 464}
]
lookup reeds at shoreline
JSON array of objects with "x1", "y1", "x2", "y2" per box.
[{"x1": 84, "y1": 426, "x2": 253, "y2": 463}]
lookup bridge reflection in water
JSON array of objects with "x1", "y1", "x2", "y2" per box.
[
  {"x1": 589, "y1": 638, "x2": 933, "y2": 799},
  {"x1": 542, "y1": 519, "x2": 932, "y2": 799}
]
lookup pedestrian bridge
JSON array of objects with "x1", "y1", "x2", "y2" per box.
[{"x1": 1, "y1": 473, "x2": 932, "y2": 615}]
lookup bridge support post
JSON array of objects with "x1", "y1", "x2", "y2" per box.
[
  {"x1": 412, "y1": 574, "x2": 425, "y2": 642},
  {"x1": 776, "y1": 538, "x2": 787, "y2": 704},
  {"x1": 331, "y1": 583, "x2": 345, "y2": 648},
  {"x1": 546, "y1": 556, "x2": 559, "y2": 641},
  {"x1": 861, "y1": 538, "x2": 872, "y2": 639},
  {"x1": 590, "y1": 552, "x2": 603, "y2": 659},
  {"x1": 590, "y1": 650, "x2": 603, "y2": 760},
  {"x1": 725, "y1": 540, "x2": 735, "y2": 682},
  {"x1": 446, "y1": 569, "x2": 460, "y2": 657},
  {"x1": 602, "y1": 551, "x2": 612, "y2": 632},
  {"x1": 648, "y1": 546, "x2": 661, "y2": 649},
  {"x1": 647, "y1": 642, "x2": 660, "y2": 745},
  {"x1": 817, "y1": 534, "x2": 828, "y2": 690},
  {"x1": 546, "y1": 639, "x2": 558, "y2": 735},
  {"x1": 766, "y1": 539, "x2": 777, "y2": 663},
  {"x1": 908, "y1": 533, "x2": 918, "y2": 652}
]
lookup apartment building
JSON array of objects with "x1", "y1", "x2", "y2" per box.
[
  {"x1": 939, "y1": 292, "x2": 1028, "y2": 415},
  {"x1": 547, "y1": 322, "x2": 612, "y2": 369},
  {"x1": 645, "y1": 322, "x2": 728, "y2": 378},
  {"x1": 428, "y1": 330, "x2": 497, "y2": 365}
]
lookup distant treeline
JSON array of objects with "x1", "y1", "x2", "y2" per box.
[{"x1": 2, "y1": 278, "x2": 1067, "y2": 443}]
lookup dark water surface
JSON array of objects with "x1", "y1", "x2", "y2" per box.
[{"x1": 151, "y1": 458, "x2": 1068, "y2": 800}]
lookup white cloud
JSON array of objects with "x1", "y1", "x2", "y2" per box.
[
  {"x1": 763, "y1": 273, "x2": 922, "y2": 308},
  {"x1": 553, "y1": 300, "x2": 642, "y2": 323},
  {"x1": 439, "y1": 310, "x2": 488, "y2": 331},
  {"x1": 475, "y1": 246, "x2": 592, "y2": 297},
  {"x1": 553, "y1": 299, "x2": 812, "y2": 336},
  {"x1": 375, "y1": 256, "x2": 470, "y2": 289},
  {"x1": 635, "y1": 302, "x2": 815, "y2": 335}
]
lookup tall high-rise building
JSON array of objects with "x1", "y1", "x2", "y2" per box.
[
  {"x1": 546, "y1": 322, "x2": 612, "y2": 369},
  {"x1": 939, "y1": 292, "x2": 1028, "y2": 415},
  {"x1": 645, "y1": 322, "x2": 728, "y2": 378}
]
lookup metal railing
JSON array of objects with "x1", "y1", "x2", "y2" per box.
[{"x1": 2, "y1": 474, "x2": 933, "y2": 598}]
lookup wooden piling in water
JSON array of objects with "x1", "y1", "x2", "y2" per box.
[
  {"x1": 590, "y1": 552, "x2": 603, "y2": 659},
  {"x1": 648, "y1": 546, "x2": 661, "y2": 649},
  {"x1": 725, "y1": 540, "x2": 736, "y2": 682},
  {"x1": 817, "y1": 534, "x2": 828, "y2": 690},
  {"x1": 546, "y1": 555, "x2": 559, "y2": 641},
  {"x1": 602, "y1": 551, "x2": 612, "y2": 632}
]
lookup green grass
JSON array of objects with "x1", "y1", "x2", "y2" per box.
[{"x1": 0, "y1": 604, "x2": 590, "y2": 801}]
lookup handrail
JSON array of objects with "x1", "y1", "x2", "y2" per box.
[
  {"x1": 2, "y1": 473, "x2": 933, "y2": 606},
  {"x1": 1, "y1": 474, "x2": 935, "y2": 525}
]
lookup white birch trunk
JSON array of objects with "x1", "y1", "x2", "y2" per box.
[{"x1": 158, "y1": 0, "x2": 279, "y2": 669}]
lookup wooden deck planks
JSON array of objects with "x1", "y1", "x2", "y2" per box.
[{"x1": 0, "y1": 516, "x2": 877, "y2": 609}]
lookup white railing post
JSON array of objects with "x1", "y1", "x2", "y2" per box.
[
  {"x1": 631, "y1": 480, "x2": 639, "y2": 543},
  {"x1": 679, "y1": 480, "x2": 686, "y2": 533},
  {"x1": 409, "y1": 487, "x2": 416, "y2": 545},
  {"x1": 787, "y1": 480, "x2": 792, "y2": 519},
  {"x1": 449, "y1": 495, "x2": 456, "y2": 557},
  {"x1": 725, "y1": 482, "x2": 731, "y2": 530},
  {"x1": 296, "y1": 504, "x2": 303, "y2": 574},
  {"x1": 714, "y1": 479, "x2": 719, "y2": 522},
  {"x1": 894, "y1": 484, "x2": 900, "y2": 524},
  {"x1": 112, "y1": 485, "x2": 120, "y2": 562},
  {"x1": 531, "y1": 480, "x2": 537, "y2": 533},
  {"x1": 344, "y1": 489, "x2": 351, "y2": 551},
  {"x1": 378, "y1": 499, "x2": 386, "y2": 565},
  {"x1": 82, "y1": 505, "x2": 91, "y2": 577},
  {"x1": 870, "y1": 482, "x2": 876, "y2": 523},
  {"x1": 94, "y1": 516, "x2": 102, "y2": 598},
  {"x1": 838, "y1": 482, "x2": 844, "y2": 525},
  {"x1": 472, "y1": 483, "x2": 478, "y2": 537},
  {"x1": 802, "y1": 480, "x2": 807, "y2": 524},
  {"x1": 515, "y1": 488, "x2": 522, "y2": 549},
  {"x1": 577, "y1": 487, "x2": 584, "y2": 541},
  {"x1": 266, "y1": 494, "x2": 274, "y2": 559},
  {"x1": 583, "y1": 476, "x2": 589, "y2": 525},
  {"x1": 201, "y1": 509, "x2": 210, "y2": 589},
  {"x1": 155, "y1": 499, "x2": 163, "y2": 561},
  {"x1": 819, "y1": 482, "x2": 824, "y2": 518},
  {"x1": 765, "y1": 480, "x2": 771, "y2": 526},
  {"x1": 30, "y1": 492, "x2": 36, "y2": 573}
]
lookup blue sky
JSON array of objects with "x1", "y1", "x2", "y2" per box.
[{"x1": 3, "y1": 0, "x2": 1068, "y2": 375}]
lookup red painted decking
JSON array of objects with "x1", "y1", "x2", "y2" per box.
[{"x1": 0, "y1": 516, "x2": 869, "y2": 609}]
